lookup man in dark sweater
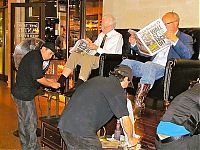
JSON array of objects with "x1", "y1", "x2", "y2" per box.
[
  {"x1": 58, "y1": 65, "x2": 139, "y2": 150},
  {"x1": 12, "y1": 41, "x2": 60, "y2": 150},
  {"x1": 155, "y1": 82, "x2": 200, "y2": 150}
]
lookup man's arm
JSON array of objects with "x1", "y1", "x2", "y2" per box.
[
  {"x1": 167, "y1": 31, "x2": 194, "y2": 59},
  {"x1": 121, "y1": 116, "x2": 139, "y2": 146},
  {"x1": 37, "y1": 77, "x2": 60, "y2": 89}
]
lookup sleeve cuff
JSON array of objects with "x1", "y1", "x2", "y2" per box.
[{"x1": 172, "y1": 38, "x2": 179, "y2": 46}]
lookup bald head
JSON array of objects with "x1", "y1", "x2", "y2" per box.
[
  {"x1": 162, "y1": 12, "x2": 179, "y2": 22},
  {"x1": 162, "y1": 12, "x2": 180, "y2": 32}
]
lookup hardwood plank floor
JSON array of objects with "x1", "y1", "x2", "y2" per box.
[
  {"x1": 0, "y1": 80, "x2": 159, "y2": 150},
  {"x1": 0, "y1": 81, "x2": 66, "y2": 150}
]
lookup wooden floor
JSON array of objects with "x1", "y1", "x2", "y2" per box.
[
  {"x1": 0, "y1": 81, "x2": 66, "y2": 150},
  {"x1": 0, "y1": 80, "x2": 159, "y2": 150}
]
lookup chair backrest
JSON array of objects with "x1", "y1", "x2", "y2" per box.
[
  {"x1": 164, "y1": 59, "x2": 200, "y2": 102},
  {"x1": 179, "y1": 28, "x2": 200, "y2": 60}
]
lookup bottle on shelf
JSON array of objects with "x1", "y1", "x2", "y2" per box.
[{"x1": 114, "y1": 119, "x2": 121, "y2": 140}]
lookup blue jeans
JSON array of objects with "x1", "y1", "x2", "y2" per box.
[
  {"x1": 121, "y1": 59, "x2": 165, "y2": 86},
  {"x1": 11, "y1": 95, "x2": 40, "y2": 150},
  {"x1": 60, "y1": 130, "x2": 102, "y2": 150}
]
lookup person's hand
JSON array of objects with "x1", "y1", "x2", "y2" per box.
[
  {"x1": 85, "y1": 38, "x2": 98, "y2": 50},
  {"x1": 85, "y1": 38, "x2": 93, "y2": 43},
  {"x1": 128, "y1": 136, "x2": 140, "y2": 147},
  {"x1": 47, "y1": 79, "x2": 56, "y2": 82},
  {"x1": 129, "y1": 34, "x2": 136, "y2": 45},
  {"x1": 88, "y1": 43, "x2": 98, "y2": 50},
  {"x1": 165, "y1": 31, "x2": 178, "y2": 42},
  {"x1": 51, "y1": 82, "x2": 60, "y2": 89}
]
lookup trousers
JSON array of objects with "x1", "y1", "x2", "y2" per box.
[
  {"x1": 60, "y1": 130, "x2": 102, "y2": 150},
  {"x1": 121, "y1": 59, "x2": 165, "y2": 86},
  {"x1": 12, "y1": 94, "x2": 40, "y2": 150},
  {"x1": 155, "y1": 134, "x2": 200, "y2": 150},
  {"x1": 65, "y1": 52, "x2": 100, "y2": 81}
]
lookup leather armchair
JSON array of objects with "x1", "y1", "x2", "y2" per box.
[
  {"x1": 97, "y1": 28, "x2": 200, "y2": 110},
  {"x1": 163, "y1": 59, "x2": 200, "y2": 109}
]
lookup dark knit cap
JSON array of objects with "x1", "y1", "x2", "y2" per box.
[{"x1": 117, "y1": 64, "x2": 133, "y2": 81}]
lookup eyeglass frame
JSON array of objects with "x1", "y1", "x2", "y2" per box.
[{"x1": 164, "y1": 20, "x2": 178, "y2": 25}]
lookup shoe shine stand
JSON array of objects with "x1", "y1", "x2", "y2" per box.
[
  {"x1": 40, "y1": 88, "x2": 73, "y2": 149},
  {"x1": 45, "y1": 89, "x2": 60, "y2": 119}
]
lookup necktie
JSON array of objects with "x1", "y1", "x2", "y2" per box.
[{"x1": 100, "y1": 34, "x2": 107, "y2": 48}]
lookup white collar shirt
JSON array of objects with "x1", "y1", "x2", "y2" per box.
[
  {"x1": 152, "y1": 31, "x2": 179, "y2": 66},
  {"x1": 94, "y1": 29, "x2": 123, "y2": 55}
]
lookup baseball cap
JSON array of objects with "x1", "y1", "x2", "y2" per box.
[
  {"x1": 42, "y1": 42, "x2": 57, "y2": 54},
  {"x1": 116, "y1": 64, "x2": 133, "y2": 81},
  {"x1": 42, "y1": 42, "x2": 62, "y2": 58}
]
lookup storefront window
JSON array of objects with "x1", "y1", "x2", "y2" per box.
[{"x1": 85, "y1": 0, "x2": 103, "y2": 41}]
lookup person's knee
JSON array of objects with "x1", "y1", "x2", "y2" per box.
[{"x1": 121, "y1": 59, "x2": 136, "y2": 67}]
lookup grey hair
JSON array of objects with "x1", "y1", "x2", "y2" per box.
[{"x1": 102, "y1": 14, "x2": 116, "y2": 28}]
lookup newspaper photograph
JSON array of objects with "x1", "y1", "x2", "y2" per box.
[
  {"x1": 129, "y1": 19, "x2": 171, "y2": 56},
  {"x1": 69, "y1": 39, "x2": 97, "y2": 56}
]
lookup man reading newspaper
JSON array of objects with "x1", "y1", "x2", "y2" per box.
[
  {"x1": 121, "y1": 12, "x2": 194, "y2": 119},
  {"x1": 57, "y1": 14, "x2": 123, "y2": 90},
  {"x1": 128, "y1": 18, "x2": 171, "y2": 56}
]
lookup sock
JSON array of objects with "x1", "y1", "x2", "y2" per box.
[
  {"x1": 57, "y1": 74, "x2": 68, "y2": 94},
  {"x1": 57, "y1": 74, "x2": 68, "y2": 87},
  {"x1": 75, "y1": 79, "x2": 84, "y2": 89}
]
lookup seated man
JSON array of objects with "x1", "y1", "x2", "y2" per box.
[
  {"x1": 58, "y1": 14, "x2": 123, "y2": 90},
  {"x1": 121, "y1": 12, "x2": 194, "y2": 118},
  {"x1": 155, "y1": 82, "x2": 200, "y2": 150}
]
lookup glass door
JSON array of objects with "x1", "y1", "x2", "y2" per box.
[
  {"x1": 0, "y1": 7, "x2": 6, "y2": 80},
  {"x1": 0, "y1": 9, "x2": 3, "y2": 75},
  {"x1": 10, "y1": 2, "x2": 45, "y2": 87}
]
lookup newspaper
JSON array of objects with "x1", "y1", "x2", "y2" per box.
[
  {"x1": 69, "y1": 39, "x2": 97, "y2": 56},
  {"x1": 128, "y1": 18, "x2": 171, "y2": 56}
]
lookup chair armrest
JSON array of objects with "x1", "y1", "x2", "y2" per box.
[
  {"x1": 164, "y1": 59, "x2": 200, "y2": 108},
  {"x1": 100, "y1": 53, "x2": 122, "y2": 61}
]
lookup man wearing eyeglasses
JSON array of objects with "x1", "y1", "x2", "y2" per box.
[{"x1": 121, "y1": 12, "x2": 194, "y2": 119}]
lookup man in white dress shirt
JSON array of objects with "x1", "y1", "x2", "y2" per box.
[{"x1": 57, "y1": 14, "x2": 123, "y2": 89}]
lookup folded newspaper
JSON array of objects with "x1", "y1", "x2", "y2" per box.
[
  {"x1": 69, "y1": 39, "x2": 97, "y2": 56},
  {"x1": 128, "y1": 18, "x2": 171, "y2": 56}
]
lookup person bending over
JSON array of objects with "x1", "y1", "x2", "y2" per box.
[
  {"x1": 58, "y1": 65, "x2": 139, "y2": 150},
  {"x1": 11, "y1": 41, "x2": 60, "y2": 150},
  {"x1": 155, "y1": 82, "x2": 200, "y2": 150}
]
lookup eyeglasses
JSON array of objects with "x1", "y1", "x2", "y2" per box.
[{"x1": 164, "y1": 20, "x2": 178, "y2": 25}]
